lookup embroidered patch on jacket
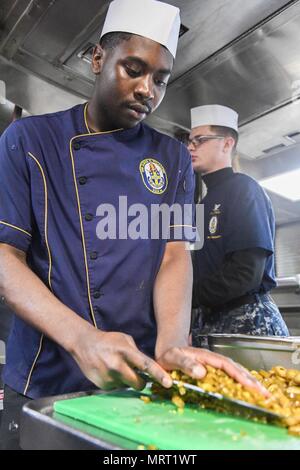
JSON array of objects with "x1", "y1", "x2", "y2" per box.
[
  {"x1": 140, "y1": 158, "x2": 168, "y2": 195},
  {"x1": 209, "y1": 215, "x2": 218, "y2": 235},
  {"x1": 210, "y1": 203, "x2": 221, "y2": 216}
]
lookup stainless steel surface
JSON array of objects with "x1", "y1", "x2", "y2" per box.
[
  {"x1": 276, "y1": 225, "x2": 300, "y2": 276},
  {"x1": 239, "y1": 102, "x2": 300, "y2": 161},
  {"x1": 200, "y1": 334, "x2": 300, "y2": 371},
  {"x1": 0, "y1": 0, "x2": 54, "y2": 60},
  {"x1": 21, "y1": 391, "x2": 137, "y2": 450},
  {"x1": 153, "y1": 0, "x2": 300, "y2": 143},
  {"x1": 276, "y1": 276, "x2": 300, "y2": 288},
  {"x1": 0, "y1": 56, "x2": 85, "y2": 117},
  {"x1": 270, "y1": 194, "x2": 300, "y2": 226},
  {"x1": 0, "y1": 0, "x2": 290, "y2": 97},
  {"x1": 0, "y1": 96, "x2": 30, "y2": 133},
  {"x1": 280, "y1": 311, "x2": 300, "y2": 336},
  {"x1": 167, "y1": 0, "x2": 291, "y2": 82},
  {"x1": 272, "y1": 275, "x2": 300, "y2": 336}
]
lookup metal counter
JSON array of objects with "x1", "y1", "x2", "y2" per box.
[
  {"x1": 195, "y1": 334, "x2": 300, "y2": 371},
  {"x1": 20, "y1": 390, "x2": 138, "y2": 450}
]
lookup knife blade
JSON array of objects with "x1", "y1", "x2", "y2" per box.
[{"x1": 137, "y1": 371, "x2": 283, "y2": 424}]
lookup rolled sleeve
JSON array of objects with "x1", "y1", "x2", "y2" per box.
[{"x1": 0, "y1": 122, "x2": 32, "y2": 253}]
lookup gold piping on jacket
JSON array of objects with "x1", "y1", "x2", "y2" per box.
[
  {"x1": 69, "y1": 137, "x2": 97, "y2": 328},
  {"x1": 27, "y1": 152, "x2": 53, "y2": 290},
  {"x1": 69, "y1": 108, "x2": 123, "y2": 328},
  {"x1": 23, "y1": 335, "x2": 43, "y2": 396},
  {"x1": 23, "y1": 151, "x2": 53, "y2": 396},
  {"x1": 0, "y1": 221, "x2": 32, "y2": 238},
  {"x1": 83, "y1": 102, "x2": 122, "y2": 135}
]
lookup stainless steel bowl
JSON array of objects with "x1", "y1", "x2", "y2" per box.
[{"x1": 197, "y1": 334, "x2": 300, "y2": 371}]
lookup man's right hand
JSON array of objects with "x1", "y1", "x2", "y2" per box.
[
  {"x1": 0, "y1": 244, "x2": 173, "y2": 392},
  {"x1": 71, "y1": 327, "x2": 173, "y2": 391}
]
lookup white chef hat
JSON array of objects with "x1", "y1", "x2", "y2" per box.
[
  {"x1": 191, "y1": 105, "x2": 239, "y2": 132},
  {"x1": 100, "y1": 0, "x2": 181, "y2": 58}
]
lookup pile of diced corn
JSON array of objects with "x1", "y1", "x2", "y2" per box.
[{"x1": 150, "y1": 366, "x2": 300, "y2": 436}]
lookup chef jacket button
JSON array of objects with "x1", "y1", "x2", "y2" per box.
[
  {"x1": 93, "y1": 291, "x2": 102, "y2": 299},
  {"x1": 73, "y1": 142, "x2": 81, "y2": 150},
  {"x1": 79, "y1": 176, "x2": 87, "y2": 185},
  {"x1": 85, "y1": 213, "x2": 93, "y2": 221},
  {"x1": 90, "y1": 251, "x2": 98, "y2": 260}
]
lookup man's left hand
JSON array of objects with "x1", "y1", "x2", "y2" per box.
[{"x1": 157, "y1": 347, "x2": 270, "y2": 397}]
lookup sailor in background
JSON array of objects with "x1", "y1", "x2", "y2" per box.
[{"x1": 189, "y1": 104, "x2": 289, "y2": 342}]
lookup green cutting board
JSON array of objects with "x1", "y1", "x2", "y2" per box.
[{"x1": 54, "y1": 390, "x2": 300, "y2": 450}]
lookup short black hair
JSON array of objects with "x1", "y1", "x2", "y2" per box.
[
  {"x1": 99, "y1": 32, "x2": 133, "y2": 50},
  {"x1": 210, "y1": 125, "x2": 239, "y2": 152}
]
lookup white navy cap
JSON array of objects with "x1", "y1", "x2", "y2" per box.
[
  {"x1": 191, "y1": 104, "x2": 239, "y2": 132},
  {"x1": 100, "y1": 0, "x2": 181, "y2": 58}
]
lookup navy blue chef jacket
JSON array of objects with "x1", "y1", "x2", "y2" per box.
[
  {"x1": 194, "y1": 169, "x2": 276, "y2": 295},
  {"x1": 0, "y1": 103, "x2": 195, "y2": 398}
]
